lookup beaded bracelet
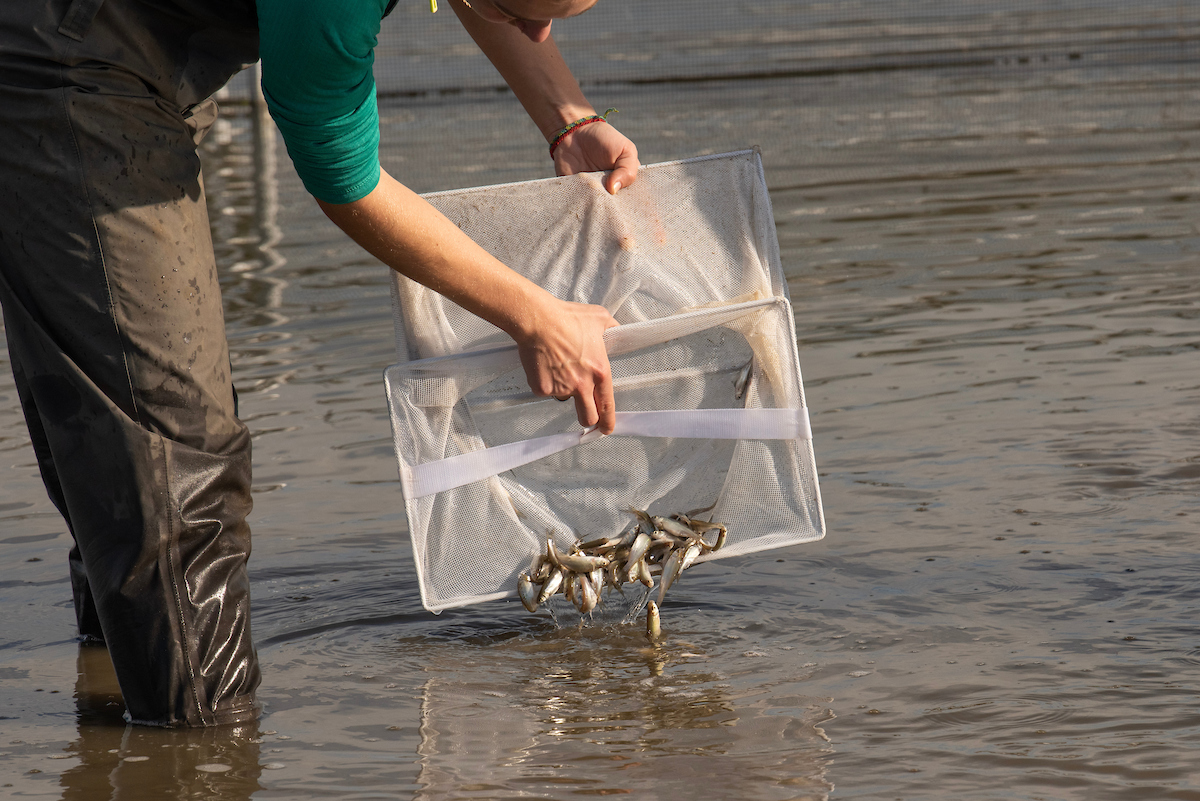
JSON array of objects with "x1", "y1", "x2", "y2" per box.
[{"x1": 548, "y1": 108, "x2": 618, "y2": 159}]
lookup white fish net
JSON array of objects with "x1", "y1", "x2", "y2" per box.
[{"x1": 385, "y1": 150, "x2": 825, "y2": 612}]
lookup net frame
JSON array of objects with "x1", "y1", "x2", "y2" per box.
[{"x1": 385, "y1": 150, "x2": 826, "y2": 612}]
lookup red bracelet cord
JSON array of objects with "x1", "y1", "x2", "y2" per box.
[{"x1": 548, "y1": 108, "x2": 619, "y2": 159}]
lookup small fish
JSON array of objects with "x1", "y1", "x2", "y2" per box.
[
  {"x1": 565, "y1": 568, "x2": 577, "y2": 606},
  {"x1": 557, "y1": 552, "x2": 610, "y2": 573},
  {"x1": 580, "y1": 571, "x2": 599, "y2": 613},
  {"x1": 707, "y1": 526, "x2": 727, "y2": 553},
  {"x1": 684, "y1": 500, "x2": 718, "y2": 518},
  {"x1": 530, "y1": 553, "x2": 551, "y2": 582},
  {"x1": 624, "y1": 532, "x2": 652, "y2": 580},
  {"x1": 626, "y1": 507, "x2": 655, "y2": 531},
  {"x1": 538, "y1": 567, "x2": 564, "y2": 604},
  {"x1": 635, "y1": 557, "x2": 654, "y2": 589},
  {"x1": 545, "y1": 533, "x2": 563, "y2": 568},
  {"x1": 606, "y1": 560, "x2": 624, "y2": 592},
  {"x1": 735, "y1": 358, "x2": 753, "y2": 400},
  {"x1": 649, "y1": 529, "x2": 680, "y2": 547},
  {"x1": 647, "y1": 539, "x2": 674, "y2": 563},
  {"x1": 684, "y1": 517, "x2": 727, "y2": 551},
  {"x1": 685, "y1": 516, "x2": 720, "y2": 534},
  {"x1": 652, "y1": 515, "x2": 695, "y2": 541},
  {"x1": 658, "y1": 548, "x2": 685, "y2": 605},
  {"x1": 646, "y1": 600, "x2": 662, "y2": 641},
  {"x1": 577, "y1": 535, "x2": 617, "y2": 553},
  {"x1": 679, "y1": 542, "x2": 704, "y2": 572},
  {"x1": 614, "y1": 527, "x2": 641, "y2": 548},
  {"x1": 517, "y1": 572, "x2": 539, "y2": 612}
]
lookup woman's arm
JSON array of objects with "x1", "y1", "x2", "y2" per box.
[
  {"x1": 448, "y1": 0, "x2": 639, "y2": 193},
  {"x1": 317, "y1": 168, "x2": 619, "y2": 433}
]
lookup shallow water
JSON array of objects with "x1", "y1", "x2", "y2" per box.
[{"x1": 3, "y1": 3, "x2": 1200, "y2": 799}]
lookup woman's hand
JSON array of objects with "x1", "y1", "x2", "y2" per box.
[
  {"x1": 317, "y1": 170, "x2": 620, "y2": 433},
  {"x1": 552, "y1": 118, "x2": 640, "y2": 195},
  {"x1": 515, "y1": 297, "x2": 619, "y2": 434},
  {"x1": 448, "y1": 1, "x2": 640, "y2": 195}
]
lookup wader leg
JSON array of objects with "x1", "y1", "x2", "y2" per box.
[
  {"x1": 0, "y1": 60, "x2": 260, "y2": 727},
  {"x1": 9, "y1": 352, "x2": 104, "y2": 641}
]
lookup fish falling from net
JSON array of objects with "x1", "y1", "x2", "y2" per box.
[{"x1": 516, "y1": 507, "x2": 727, "y2": 627}]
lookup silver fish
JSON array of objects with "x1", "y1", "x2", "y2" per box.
[
  {"x1": 632, "y1": 557, "x2": 654, "y2": 588},
  {"x1": 681, "y1": 516, "x2": 727, "y2": 552},
  {"x1": 538, "y1": 567, "x2": 564, "y2": 604},
  {"x1": 589, "y1": 567, "x2": 605, "y2": 595},
  {"x1": 706, "y1": 525, "x2": 727, "y2": 553},
  {"x1": 568, "y1": 568, "x2": 580, "y2": 605},
  {"x1": 646, "y1": 600, "x2": 661, "y2": 641},
  {"x1": 735, "y1": 358, "x2": 753, "y2": 400},
  {"x1": 606, "y1": 560, "x2": 624, "y2": 592},
  {"x1": 530, "y1": 553, "x2": 551, "y2": 582},
  {"x1": 578, "y1": 535, "x2": 618, "y2": 553},
  {"x1": 580, "y1": 572, "x2": 598, "y2": 613},
  {"x1": 546, "y1": 534, "x2": 563, "y2": 568},
  {"x1": 658, "y1": 548, "x2": 684, "y2": 605},
  {"x1": 649, "y1": 530, "x2": 680, "y2": 548},
  {"x1": 679, "y1": 542, "x2": 704, "y2": 572},
  {"x1": 705, "y1": 525, "x2": 724, "y2": 551},
  {"x1": 624, "y1": 532, "x2": 652, "y2": 580},
  {"x1": 652, "y1": 515, "x2": 695, "y2": 541},
  {"x1": 557, "y1": 552, "x2": 610, "y2": 573},
  {"x1": 649, "y1": 535, "x2": 685, "y2": 563},
  {"x1": 614, "y1": 527, "x2": 641, "y2": 548},
  {"x1": 569, "y1": 574, "x2": 586, "y2": 611},
  {"x1": 684, "y1": 500, "x2": 718, "y2": 518},
  {"x1": 685, "y1": 516, "x2": 722, "y2": 534},
  {"x1": 626, "y1": 507, "x2": 655, "y2": 531},
  {"x1": 517, "y1": 572, "x2": 539, "y2": 612},
  {"x1": 647, "y1": 540, "x2": 673, "y2": 565}
]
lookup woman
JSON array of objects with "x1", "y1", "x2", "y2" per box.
[{"x1": 0, "y1": 0, "x2": 637, "y2": 726}]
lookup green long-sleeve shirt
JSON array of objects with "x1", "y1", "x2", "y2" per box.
[{"x1": 257, "y1": 0, "x2": 394, "y2": 204}]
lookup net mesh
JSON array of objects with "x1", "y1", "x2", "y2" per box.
[{"x1": 384, "y1": 150, "x2": 825, "y2": 612}]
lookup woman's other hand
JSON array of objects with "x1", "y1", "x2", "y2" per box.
[{"x1": 552, "y1": 118, "x2": 639, "y2": 194}]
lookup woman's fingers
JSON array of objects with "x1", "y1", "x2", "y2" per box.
[
  {"x1": 567, "y1": 364, "x2": 614, "y2": 435},
  {"x1": 517, "y1": 299, "x2": 618, "y2": 434},
  {"x1": 604, "y1": 147, "x2": 639, "y2": 194},
  {"x1": 591, "y1": 364, "x2": 616, "y2": 434},
  {"x1": 553, "y1": 122, "x2": 640, "y2": 194}
]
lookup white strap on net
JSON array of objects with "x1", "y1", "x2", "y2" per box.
[{"x1": 401, "y1": 407, "x2": 811, "y2": 500}]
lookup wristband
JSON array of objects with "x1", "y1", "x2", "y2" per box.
[{"x1": 548, "y1": 108, "x2": 618, "y2": 159}]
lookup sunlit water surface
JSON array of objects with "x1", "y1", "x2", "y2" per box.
[{"x1": 2, "y1": 3, "x2": 1199, "y2": 798}]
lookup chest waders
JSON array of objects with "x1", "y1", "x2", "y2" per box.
[{"x1": 0, "y1": 0, "x2": 262, "y2": 726}]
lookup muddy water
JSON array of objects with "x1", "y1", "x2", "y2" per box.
[{"x1": 3, "y1": 3, "x2": 1200, "y2": 799}]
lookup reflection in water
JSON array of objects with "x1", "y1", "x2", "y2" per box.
[
  {"x1": 60, "y1": 646, "x2": 263, "y2": 800},
  {"x1": 413, "y1": 627, "x2": 833, "y2": 800}
]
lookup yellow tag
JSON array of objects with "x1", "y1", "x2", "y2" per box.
[{"x1": 430, "y1": 0, "x2": 438, "y2": 11}]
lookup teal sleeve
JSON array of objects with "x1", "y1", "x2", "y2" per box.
[{"x1": 257, "y1": 0, "x2": 390, "y2": 204}]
